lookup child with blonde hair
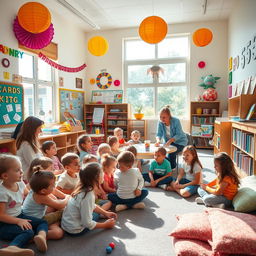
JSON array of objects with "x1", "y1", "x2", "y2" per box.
[
  {"x1": 166, "y1": 145, "x2": 202, "y2": 197},
  {"x1": 114, "y1": 127, "x2": 129, "y2": 147},
  {"x1": 108, "y1": 136, "x2": 120, "y2": 158},
  {"x1": 101, "y1": 154, "x2": 117, "y2": 193},
  {"x1": 196, "y1": 152, "x2": 240, "y2": 209},
  {"x1": 82, "y1": 154, "x2": 98, "y2": 166},
  {"x1": 23, "y1": 169, "x2": 69, "y2": 240},
  {"x1": 128, "y1": 130, "x2": 143, "y2": 144},
  {"x1": 56, "y1": 153, "x2": 80, "y2": 195},
  {"x1": 77, "y1": 135, "x2": 93, "y2": 163},
  {"x1": 0, "y1": 155, "x2": 48, "y2": 256},
  {"x1": 61, "y1": 163, "x2": 117, "y2": 236},
  {"x1": 108, "y1": 151, "x2": 148, "y2": 212},
  {"x1": 97, "y1": 143, "x2": 111, "y2": 159},
  {"x1": 41, "y1": 141, "x2": 64, "y2": 175}
]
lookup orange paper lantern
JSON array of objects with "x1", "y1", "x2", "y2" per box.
[
  {"x1": 139, "y1": 16, "x2": 167, "y2": 44},
  {"x1": 88, "y1": 36, "x2": 109, "y2": 56},
  {"x1": 18, "y1": 2, "x2": 51, "y2": 34},
  {"x1": 193, "y1": 28, "x2": 213, "y2": 47}
]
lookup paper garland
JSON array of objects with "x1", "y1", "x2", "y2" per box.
[{"x1": 38, "y1": 52, "x2": 86, "y2": 73}]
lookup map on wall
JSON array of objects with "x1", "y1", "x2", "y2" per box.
[{"x1": 59, "y1": 88, "x2": 84, "y2": 123}]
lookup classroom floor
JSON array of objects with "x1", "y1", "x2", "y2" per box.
[{"x1": 0, "y1": 150, "x2": 215, "y2": 256}]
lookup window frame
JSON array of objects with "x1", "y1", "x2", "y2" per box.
[
  {"x1": 123, "y1": 34, "x2": 190, "y2": 119},
  {"x1": 19, "y1": 51, "x2": 56, "y2": 122}
]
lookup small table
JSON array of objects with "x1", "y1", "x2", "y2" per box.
[{"x1": 131, "y1": 143, "x2": 177, "y2": 159}]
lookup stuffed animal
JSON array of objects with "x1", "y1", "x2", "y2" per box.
[{"x1": 199, "y1": 75, "x2": 220, "y2": 89}]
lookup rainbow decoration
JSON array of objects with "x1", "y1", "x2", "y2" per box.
[{"x1": 96, "y1": 72, "x2": 112, "y2": 89}]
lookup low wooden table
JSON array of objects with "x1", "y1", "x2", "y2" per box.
[{"x1": 126, "y1": 143, "x2": 177, "y2": 159}]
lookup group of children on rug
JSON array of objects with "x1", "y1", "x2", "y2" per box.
[{"x1": 0, "y1": 127, "x2": 240, "y2": 256}]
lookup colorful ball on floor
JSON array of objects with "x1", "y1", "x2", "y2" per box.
[
  {"x1": 109, "y1": 242, "x2": 115, "y2": 249},
  {"x1": 106, "y1": 246, "x2": 112, "y2": 254}
]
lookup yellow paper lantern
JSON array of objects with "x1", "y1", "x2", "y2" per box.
[
  {"x1": 88, "y1": 36, "x2": 109, "y2": 56},
  {"x1": 18, "y1": 2, "x2": 51, "y2": 33},
  {"x1": 139, "y1": 16, "x2": 167, "y2": 44},
  {"x1": 193, "y1": 28, "x2": 213, "y2": 47}
]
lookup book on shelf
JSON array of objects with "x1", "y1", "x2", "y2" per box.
[
  {"x1": 192, "y1": 116, "x2": 216, "y2": 125},
  {"x1": 232, "y1": 129, "x2": 254, "y2": 154},
  {"x1": 201, "y1": 125, "x2": 213, "y2": 138},
  {"x1": 233, "y1": 147, "x2": 253, "y2": 176}
]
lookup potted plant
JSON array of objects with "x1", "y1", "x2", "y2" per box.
[{"x1": 134, "y1": 105, "x2": 144, "y2": 120}]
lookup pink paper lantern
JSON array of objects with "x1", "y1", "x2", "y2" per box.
[{"x1": 13, "y1": 17, "x2": 54, "y2": 49}]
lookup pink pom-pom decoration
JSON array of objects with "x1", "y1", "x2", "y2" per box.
[{"x1": 13, "y1": 17, "x2": 54, "y2": 49}]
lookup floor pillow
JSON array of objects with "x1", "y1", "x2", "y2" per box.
[
  {"x1": 233, "y1": 187, "x2": 256, "y2": 212},
  {"x1": 206, "y1": 209, "x2": 256, "y2": 255},
  {"x1": 170, "y1": 212, "x2": 212, "y2": 242}
]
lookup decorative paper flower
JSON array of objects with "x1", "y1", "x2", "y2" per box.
[{"x1": 13, "y1": 17, "x2": 54, "y2": 49}]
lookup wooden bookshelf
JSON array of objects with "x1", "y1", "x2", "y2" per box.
[
  {"x1": 213, "y1": 119, "x2": 232, "y2": 155},
  {"x1": 0, "y1": 130, "x2": 86, "y2": 158},
  {"x1": 128, "y1": 119, "x2": 147, "y2": 141},
  {"x1": 190, "y1": 101, "x2": 220, "y2": 149}
]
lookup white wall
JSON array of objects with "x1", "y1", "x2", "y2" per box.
[
  {"x1": 228, "y1": 0, "x2": 256, "y2": 86},
  {"x1": 85, "y1": 20, "x2": 228, "y2": 139},
  {"x1": 0, "y1": 0, "x2": 87, "y2": 122}
]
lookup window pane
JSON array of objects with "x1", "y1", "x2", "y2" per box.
[
  {"x1": 157, "y1": 86, "x2": 188, "y2": 118},
  {"x1": 38, "y1": 85, "x2": 53, "y2": 122},
  {"x1": 159, "y1": 63, "x2": 186, "y2": 83},
  {"x1": 19, "y1": 53, "x2": 33, "y2": 78},
  {"x1": 38, "y1": 58, "x2": 52, "y2": 81},
  {"x1": 23, "y1": 83, "x2": 34, "y2": 117},
  {"x1": 127, "y1": 87, "x2": 154, "y2": 117},
  {"x1": 128, "y1": 65, "x2": 153, "y2": 84},
  {"x1": 125, "y1": 40, "x2": 155, "y2": 60},
  {"x1": 158, "y1": 37, "x2": 189, "y2": 58}
]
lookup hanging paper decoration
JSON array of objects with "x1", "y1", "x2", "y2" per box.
[
  {"x1": 88, "y1": 36, "x2": 109, "y2": 56},
  {"x1": 38, "y1": 52, "x2": 86, "y2": 73},
  {"x1": 114, "y1": 80, "x2": 120, "y2": 86},
  {"x1": 90, "y1": 78, "x2": 95, "y2": 85},
  {"x1": 193, "y1": 28, "x2": 213, "y2": 47},
  {"x1": 139, "y1": 16, "x2": 167, "y2": 44},
  {"x1": 17, "y1": 2, "x2": 51, "y2": 33},
  {"x1": 13, "y1": 17, "x2": 54, "y2": 49},
  {"x1": 198, "y1": 61, "x2": 206, "y2": 69},
  {"x1": 96, "y1": 72, "x2": 112, "y2": 89}
]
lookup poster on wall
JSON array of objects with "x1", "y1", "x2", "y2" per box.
[
  {"x1": 91, "y1": 90, "x2": 123, "y2": 104},
  {"x1": 0, "y1": 81, "x2": 24, "y2": 127},
  {"x1": 59, "y1": 88, "x2": 84, "y2": 123}
]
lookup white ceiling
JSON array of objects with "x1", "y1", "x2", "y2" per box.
[{"x1": 45, "y1": 0, "x2": 236, "y2": 32}]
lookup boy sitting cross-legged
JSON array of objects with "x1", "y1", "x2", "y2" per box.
[
  {"x1": 108, "y1": 151, "x2": 148, "y2": 212},
  {"x1": 143, "y1": 147, "x2": 173, "y2": 190}
]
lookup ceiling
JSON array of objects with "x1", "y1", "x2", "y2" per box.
[{"x1": 45, "y1": 0, "x2": 236, "y2": 32}]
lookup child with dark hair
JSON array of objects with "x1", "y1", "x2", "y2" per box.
[
  {"x1": 126, "y1": 145, "x2": 142, "y2": 172},
  {"x1": 61, "y1": 163, "x2": 117, "y2": 236},
  {"x1": 56, "y1": 153, "x2": 80, "y2": 194},
  {"x1": 23, "y1": 169, "x2": 69, "y2": 240},
  {"x1": 77, "y1": 135, "x2": 93, "y2": 163},
  {"x1": 41, "y1": 141, "x2": 64, "y2": 175},
  {"x1": 108, "y1": 151, "x2": 148, "y2": 212}
]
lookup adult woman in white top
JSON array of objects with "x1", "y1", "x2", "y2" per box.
[{"x1": 16, "y1": 116, "x2": 44, "y2": 175}]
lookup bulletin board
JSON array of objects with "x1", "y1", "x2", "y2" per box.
[
  {"x1": 0, "y1": 81, "x2": 24, "y2": 127},
  {"x1": 91, "y1": 90, "x2": 123, "y2": 104},
  {"x1": 59, "y1": 88, "x2": 85, "y2": 123}
]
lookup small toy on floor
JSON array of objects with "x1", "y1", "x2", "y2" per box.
[{"x1": 106, "y1": 242, "x2": 115, "y2": 254}]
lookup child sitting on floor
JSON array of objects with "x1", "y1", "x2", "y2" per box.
[
  {"x1": 101, "y1": 154, "x2": 117, "y2": 193},
  {"x1": 108, "y1": 151, "x2": 148, "y2": 212},
  {"x1": 195, "y1": 152, "x2": 240, "y2": 209},
  {"x1": 166, "y1": 145, "x2": 202, "y2": 197},
  {"x1": 126, "y1": 145, "x2": 142, "y2": 173},
  {"x1": 128, "y1": 130, "x2": 143, "y2": 145},
  {"x1": 56, "y1": 153, "x2": 80, "y2": 195},
  {"x1": 97, "y1": 143, "x2": 111, "y2": 160},
  {"x1": 23, "y1": 169, "x2": 69, "y2": 240},
  {"x1": 108, "y1": 136, "x2": 120, "y2": 158},
  {"x1": 82, "y1": 154, "x2": 98, "y2": 166},
  {"x1": 41, "y1": 141, "x2": 64, "y2": 175},
  {"x1": 143, "y1": 147, "x2": 173, "y2": 190},
  {"x1": 77, "y1": 135, "x2": 93, "y2": 163},
  {"x1": 61, "y1": 162, "x2": 117, "y2": 236},
  {"x1": 114, "y1": 127, "x2": 129, "y2": 147},
  {"x1": 0, "y1": 155, "x2": 48, "y2": 256}
]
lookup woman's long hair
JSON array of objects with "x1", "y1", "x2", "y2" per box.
[
  {"x1": 159, "y1": 105, "x2": 172, "y2": 119},
  {"x1": 16, "y1": 116, "x2": 44, "y2": 152}
]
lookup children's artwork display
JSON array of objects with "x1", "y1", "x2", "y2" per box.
[
  {"x1": 0, "y1": 82, "x2": 24, "y2": 127},
  {"x1": 59, "y1": 88, "x2": 84, "y2": 123},
  {"x1": 91, "y1": 90, "x2": 123, "y2": 104}
]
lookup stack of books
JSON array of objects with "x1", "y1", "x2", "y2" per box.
[{"x1": 0, "y1": 128, "x2": 14, "y2": 139}]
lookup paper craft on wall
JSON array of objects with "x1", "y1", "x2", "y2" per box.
[
  {"x1": 0, "y1": 81, "x2": 24, "y2": 127},
  {"x1": 91, "y1": 90, "x2": 123, "y2": 104}
]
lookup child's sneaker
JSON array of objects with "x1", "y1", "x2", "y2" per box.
[
  {"x1": 0, "y1": 246, "x2": 34, "y2": 256},
  {"x1": 144, "y1": 181, "x2": 151, "y2": 187},
  {"x1": 115, "y1": 204, "x2": 128, "y2": 212},
  {"x1": 195, "y1": 197, "x2": 204, "y2": 205},
  {"x1": 132, "y1": 202, "x2": 145, "y2": 209},
  {"x1": 158, "y1": 184, "x2": 167, "y2": 190}
]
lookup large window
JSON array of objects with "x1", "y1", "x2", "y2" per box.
[
  {"x1": 124, "y1": 36, "x2": 189, "y2": 119},
  {"x1": 19, "y1": 53, "x2": 55, "y2": 122}
]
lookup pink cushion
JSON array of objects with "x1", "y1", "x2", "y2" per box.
[
  {"x1": 206, "y1": 209, "x2": 256, "y2": 255},
  {"x1": 173, "y1": 238, "x2": 214, "y2": 256},
  {"x1": 170, "y1": 212, "x2": 212, "y2": 242}
]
